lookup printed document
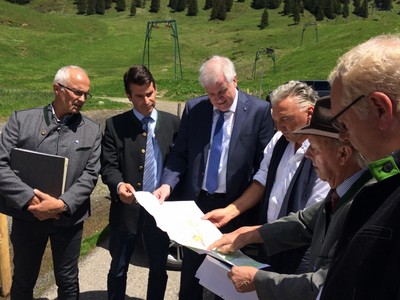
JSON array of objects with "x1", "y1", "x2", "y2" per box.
[
  {"x1": 134, "y1": 191, "x2": 267, "y2": 269},
  {"x1": 196, "y1": 255, "x2": 258, "y2": 300}
]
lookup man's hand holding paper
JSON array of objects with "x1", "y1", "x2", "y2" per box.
[{"x1": 134, "y1": 191, "x2": 267, "y2": 269}]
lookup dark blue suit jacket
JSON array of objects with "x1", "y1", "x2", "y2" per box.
[{"x1": 161, "y1": 89, "x2": 275, "y2": 227}]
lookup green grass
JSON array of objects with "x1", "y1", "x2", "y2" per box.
[
  {"x1": 80, "y1": 225, "x2": 110, "y2": 257},
  {"x1": 0, "y1": 88, "x2": 129, "y2": 118},
  {"x1": 1, "y1": 0, "x2": 400, "y2": 120}
]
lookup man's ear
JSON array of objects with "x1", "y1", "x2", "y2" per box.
[
  {"x1": 53, "y1": 83, "x2": 61, "y2": 96},
  {"x1": 369, "y1": 92, "x2": 394, "y2": 131},
  {"x1": 307, "y1": 106, "x2": 314, "y2": 124},
  {"x1": 338, "y1": 144, "x2": 352, "y2": 165}
]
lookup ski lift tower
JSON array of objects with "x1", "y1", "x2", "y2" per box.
[
  {"x1": 252, "y1": 48, "x2": 276, "y2": 79},
  {"x1": 142, "y1": 20, "x2": 183, "y2": 79},
  {"x1": 300, "y1": 22, "x2": 318, "y2": 45}
]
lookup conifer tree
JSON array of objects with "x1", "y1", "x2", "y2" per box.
[
  {"x1": 342, "y1": 0, "x2": 349, "y2": 19},
  {"x1": 353, "y1": 0, "x2": 360, "y2": 15},
  {"x1": 251, "y1": 0, "x2": 266, "y2": 9},
  {"x1": 115, "y1": 0, "x2": 126, "y2": 11},
  {"x1": 187, "y1": 0, "x2": 198, "y2": 15},
  {"x1": 293, "y1": 0, "x2": 301, "y2": 23},
  {"x1": 8, "y1": 0, "x2": 31, "y2": 3},
  {"x1": 334, "y1": 0, "x2": 342, "y2": 15},
  {"x1": 267, "y1": 0, "x2": 282, "y2": 8},
  {"x1": 210, "y1": 0, "x2": 227, "y2": 20},
  {"x1": 96, "y1": 0, "x2": 106, "y2": 14},
  {"x1": 149, "y1": 0, "x2": 160, "y2": 12},
  {"x1": 359, "y1": 0, "x2": 368, "y2": 17},
  {"x1": 325, "y1": 0, "x2": 335, "y2": 19},
  {"x1": 303, "y1": 0, "x2": 313, "y2": 13},
  {"x1": 381, "y1": 0, "x2": 392, "y2": 10},
  {"x1": 203, "y1": 0, "x2": 213, "y2": 9},
  {"x1": 282, "y1": 0, "x2": 292, "y2": 15},
  {"x1": 226, "y1": 0, "x2": 234, "y2": 11},
  {"x1": 105, "y1": 0, "x2": 112, "y2": 8},
  {"x1": 130, "y1": 0, "x2": 137, "y2": 15},
  {"x1": 315, "y1": 3, "x2": 324, "y2": 20},
  {"x1": 259, "y1": 8, "x2": 269, "y2": 28},
  {"x1": 175, "y1": 0, "x2": 187, "y2": 11},
  {"x1": 87, "y1": 0, "x2": 96, "y2": 14},
  {"x1": 77, "y1": 0, "x2": 87, "y2": 14}
]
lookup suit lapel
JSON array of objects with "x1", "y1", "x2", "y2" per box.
[
  {"x1": 229, "y1": 90, "x2": 249, "y2": 156},
  {"x1": 202, "y1": 100, "x2": 214, "y2": 172}
]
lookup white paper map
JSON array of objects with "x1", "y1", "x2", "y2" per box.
[
  {"x1": 134, "y1": 191, "x2": 267, "y2": 269},
  {"x1": 196, "y1": 256, "x2": 258, "y2": 300}
]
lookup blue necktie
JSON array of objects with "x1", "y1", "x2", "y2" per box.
[
  {"x1": 142, "y1": 117, "x2": 156, "y2": 192},
  {"x1": 206, "y1": 110, "x2": 225, "y2": 193}
]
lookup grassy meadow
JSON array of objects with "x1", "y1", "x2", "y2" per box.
[{"x1": 1, "y1": 0, "x2": 400, "y2": 119}]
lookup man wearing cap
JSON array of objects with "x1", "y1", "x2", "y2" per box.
[{"x1": 207, "y1": 96, "x2": 373, "y2": 300}]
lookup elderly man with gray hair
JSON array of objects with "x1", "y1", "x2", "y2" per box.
[
  {"x1": 208, "y1": 96, "x2": 372, "y2": 300},
  {"x1": 319, "y1": 34, "x2": 400, "y2": 300},
  {"x1": 204, "y1": 80, "x2": 330, "y2": 274}
]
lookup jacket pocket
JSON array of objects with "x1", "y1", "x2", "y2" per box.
[
  {"x1": 76, "y1": 147, "x2": 92, "y2": 152},
  {"x1": 357, "y1": 225, "x2": 392, "y2": 240}
]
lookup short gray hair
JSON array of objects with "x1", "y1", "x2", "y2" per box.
[
  {"x1": 54, "y1": 65, "x2": 87, "y2": 85},
  {"x1": 198, "y1": 55, "x2": 236, "y2": 87},
  {"x1": 270, "y1": 80, "x2": 318, "y2": 112},
  {"x1": 328, "y1": 34, "x2": 400, "y2": 116}
]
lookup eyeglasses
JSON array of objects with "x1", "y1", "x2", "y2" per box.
[
  {"x1": 329, "y1": 94, "x2": 365, "y2": 132},
  {"x1": 58, "y1": 83, "x2": 92, "y2": 99}
]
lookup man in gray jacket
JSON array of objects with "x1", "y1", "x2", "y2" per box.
[
  {"x1": 0, "y1": 65, "x2": 101, "y2": 300},
  {"x1": 208, "y1": 96, "x2": 372, "y2": 300}
]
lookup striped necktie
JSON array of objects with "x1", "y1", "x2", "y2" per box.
[{"x1": 142, "y1": 116, "x2": 156, "y2": 192}]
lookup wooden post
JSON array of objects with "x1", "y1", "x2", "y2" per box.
[
  {"x1": 177, "y1": 102, "x2": 181, "y2": 117},
  {"x1": 0, "y1": 213, "x2": 11, "y2": 297}
]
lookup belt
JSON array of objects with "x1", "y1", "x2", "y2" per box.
[{"x1": 199, "y1": 190, "x2": 226, "y2": 199}]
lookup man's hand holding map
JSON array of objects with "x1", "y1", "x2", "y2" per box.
[{"x1": 134, "y1": 191, "x2": 267, "y2": 269}]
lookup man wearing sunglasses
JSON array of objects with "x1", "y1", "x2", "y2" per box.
[
  {"x1": 319, "y1": 34, "x2": 400, "y2": 299},
  {"x1": 0, "y1": 65, "x2": 101, "y2": 299}
]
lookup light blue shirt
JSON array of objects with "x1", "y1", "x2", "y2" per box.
[{"x1": 133, "y1": 109, "x2": 163, "y2": 191}]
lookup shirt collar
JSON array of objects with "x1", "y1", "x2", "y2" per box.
[
  {"x1": 50, "y1": 103, "x2": 71, "y2": 124},
  {"x1": 133, "y1": 108, "x2": 158, "y2": 123},
  {"x1": 336, "y1": 168, "x2": 368, "y2": 198}
]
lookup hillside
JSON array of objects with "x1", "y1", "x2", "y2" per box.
[{"x1": 1, "y1": 0, "x2": 399, "y2": 107}]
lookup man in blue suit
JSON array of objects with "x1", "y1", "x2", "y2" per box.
[{"x1": 154, "y1": 55, "x2": 275, "y2": 300}]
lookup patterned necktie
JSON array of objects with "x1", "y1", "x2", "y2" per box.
[
  {"x1": 331, "y1": 189, "x2": 340, "y2": 212},
  {"x1": 142, "y1": 117, "x2": 156, "y2": 192},
  {"x1": 205, "y1": 110, "x2": 225, "y2": 193}
]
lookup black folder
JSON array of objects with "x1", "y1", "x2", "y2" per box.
[{"x1": 10, "y1": 148, "x2": 69, "y2": 197}]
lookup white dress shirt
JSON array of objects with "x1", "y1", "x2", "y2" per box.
[
  {"x1": 202, "y1": 90, "x2": 238, "y2": 193},
  {"x1": 253, "y1": 131, "x2": 330, "y2": 223}
]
